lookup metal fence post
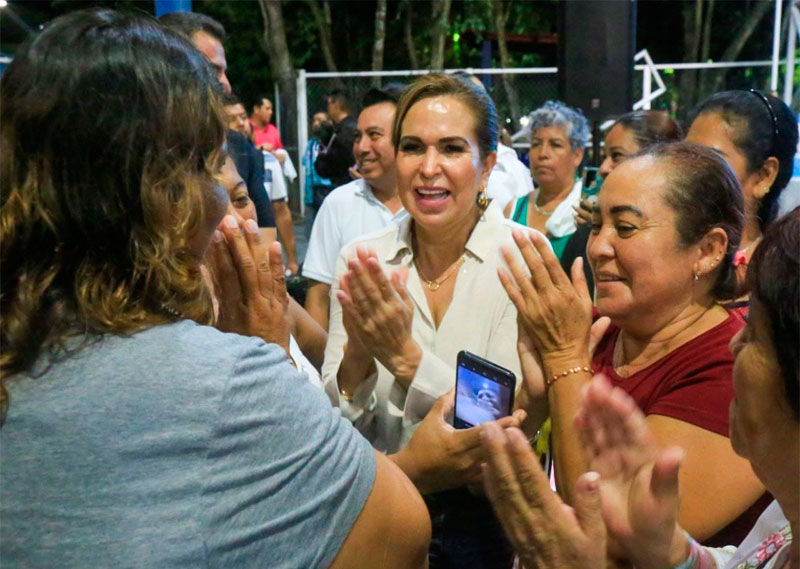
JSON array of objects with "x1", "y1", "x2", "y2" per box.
[
  {"x1": 784, "y1": 2, "x2": 799, "y2": 105},
  {"x1": 296, "y1": 69, "x2": 308, "y2": 218},
  {"x1": 771, "y1": 0, "x2": 784, "y2": 95},
  {"x1": 274, "y1": 83, "x2": 281, "y2": 135}
]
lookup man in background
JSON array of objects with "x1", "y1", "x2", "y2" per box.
[
  {"x1": 224, "y1": 93, "x2": 298, "y2": 273},
  {"x1": 159, "y1": 12, "x2": 276, "y2": 242},
  {"x1": 250, "y1": 96, "x2": 283, "y2": 156},
  {"x1": 314, "y1": 89, "x2": 358, "y2": 189},
  {"x1": 303, "y1": 85, "x2": 406, "y2": 330}
]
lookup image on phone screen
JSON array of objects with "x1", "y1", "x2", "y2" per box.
[{"x1": 454, "y1": 365, "x2": 513, "y2": 428}]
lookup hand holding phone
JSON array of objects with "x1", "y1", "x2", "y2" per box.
[{"x1": 453, "y1": 351, "x2": 516, "y2": 429}]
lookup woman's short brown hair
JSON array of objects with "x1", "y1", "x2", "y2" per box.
[{"x1": 392, "y1": 73, "x2": 498, "y2": 160}]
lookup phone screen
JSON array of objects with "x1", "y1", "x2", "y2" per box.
[{"x1": 453, "y1": 358, "x2": 514, "y2": 429}]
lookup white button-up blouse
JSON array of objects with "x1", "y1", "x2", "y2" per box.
[{"x1": 322, "y1": 202, "x2": 540, "y2": 454}]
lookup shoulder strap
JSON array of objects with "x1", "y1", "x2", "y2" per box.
[{"x1": 512, "y1": 195, "x2": 529, "y2": 223}]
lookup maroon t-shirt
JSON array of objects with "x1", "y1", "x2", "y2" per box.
[
  {"x1": 592, "y1": 311, "x2": 743, "y2": 435},
  {"x1": 592, "y1": 310, "x2": 768, "y2": 547}
]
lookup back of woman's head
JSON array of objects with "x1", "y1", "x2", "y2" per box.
[
  {"x1": 690, "y1": 90, "x2": 797, "y2": 231},
  {"x1": 747, "y1": 207, "x2": 800, "y2": 419},
  {"x1": 614, "y1": 110, "x2": 682, "y2": 149},
  {"x1": 392, "y1": 72, "x2": 498, "y2": 160},
  {"x1": 637, "y1": 142, "x2": 744, "y2": 300},
  {"x1": 0, "y1": 9, "x2": 225, "y2": 384}
]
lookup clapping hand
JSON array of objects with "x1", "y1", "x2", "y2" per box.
[
  {"x1": 576, "y1": 375, "x2": 688, "y2": 569},
  {"x1": 498, "y1": 229, "x2": 594, "y2": 368},
  {"x1": 336, "y1": 247, "x2": 422, "y2": 386},
  {"x1": 208, "y1": 215, "x2": 290, "y2": 357},
  {"x1": 481, "y1": 422, "x2": 607, "y2": 569}
]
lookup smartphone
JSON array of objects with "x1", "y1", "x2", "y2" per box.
[{"x1": 453, "y1": 351, "x2": 516, "y2": 429}]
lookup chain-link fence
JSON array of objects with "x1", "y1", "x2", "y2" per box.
[
  {"x1": 634, "y1": 60, "x2": 797, "y2": 119},
  {"x1": 295, "y1": 61, "x2": 795, "y2": 214}
]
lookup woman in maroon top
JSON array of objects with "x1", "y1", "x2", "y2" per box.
[{"x1": 499, "y1": 142, "x2": 765, "y2": 552}]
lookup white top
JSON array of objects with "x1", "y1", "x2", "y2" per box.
[
  {"x1": 543, "y1": 178, "x2": 583, "y2": 238},
  {"x1": 706, "y1": 500, "x2": 793, "y2": 569},
  {"x1": 302, "y1": 179, "x2": 407, "y2": 286},
  {"x1": 486, "y1": 142, "x2": 534, "y2": 212},
  {"x1": 262, "y1": 150, "x2": 288, "y2": 202},
  {"x1": 322, "y1": 202, "x2": 534, "y2": 453},
  {"x1": 289, "y1": 335, "x2": 322, "y2": 388}
]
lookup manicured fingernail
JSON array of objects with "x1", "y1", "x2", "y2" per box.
[
  {"x1": 244, "y1": 219, "x2": 258, "y2": 234},
  {"x1": 212, "y1": 230, "x2": 223, "y2": 243},
  {"x1": 585, "y1": 471, "x2": 600, "y2": 492},
  {"x1": 225, "y1": 215, "x2": 238, "y2": 229}
]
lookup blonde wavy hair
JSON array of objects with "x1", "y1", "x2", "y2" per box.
[{"x1": 0, "y1": 9, "x2": 226, "y2": 419}]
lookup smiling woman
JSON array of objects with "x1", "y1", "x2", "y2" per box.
[
  {"x1": 499, "y1": 142, "x2": 774, "y2": 554},
  {"x1": 322, "y1": 73, "x2": 547, "y2": 569}
]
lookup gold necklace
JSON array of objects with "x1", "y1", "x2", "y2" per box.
[{"x1": 418, "y1": 256, "x2": 465, "y2": 291}]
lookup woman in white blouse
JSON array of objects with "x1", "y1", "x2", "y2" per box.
[{"x1": 322, "y1": 73, "x2": 546, "y2": 569}]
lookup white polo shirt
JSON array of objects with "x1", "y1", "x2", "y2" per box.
[{"x1": 302, "y1": 179, "x2": 407, "y2": 285}]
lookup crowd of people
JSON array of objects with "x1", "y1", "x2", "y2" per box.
[{"x1": 1, "y1": 7, "x2": 798, "y2": 569}]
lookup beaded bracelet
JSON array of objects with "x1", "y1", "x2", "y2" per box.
[
  {"x1": 671, "y1": 533, "x2": 698, "y2": 569},
  {"x1": 545, "y1": 365, "x2": 591, "y2": 388},
  {"x1": 670, "y1": 532, "x2": 713, "y2": 569}
]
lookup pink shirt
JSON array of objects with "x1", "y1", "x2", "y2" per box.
[{"x1": 250, "y1": 121, "x2": 282, "y2": 150}]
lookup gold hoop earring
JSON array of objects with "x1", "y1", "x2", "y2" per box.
[
  {"x1": 477, "y1": 187, "x2": 490, "y2": 209},
  {"x1": 694, "y1": 273, "x2": 700, "y2": 282}
]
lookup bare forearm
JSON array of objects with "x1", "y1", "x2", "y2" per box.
[
  {"x1": 337, "y1": 344, "x2": 377, "y2": 396},
  {"x1": 272, "y1": 201, "x2": 297, "y2": 264},
  {"x1": 545, "y1": 355, "x2": 592, "y2": 505},
  {"x1": 514, "y1": 388, "x2": 548, "y2": 438},
  {"x1": 304, "y1": 282, "x2": 330, "y2": 331},
  {"x1": 287, "y1": 297, "x2": 327, "y2": 369}
]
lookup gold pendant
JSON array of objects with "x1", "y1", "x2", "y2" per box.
[{"x1": 427, "y1": 281, "x2": 440, "y2": 291}]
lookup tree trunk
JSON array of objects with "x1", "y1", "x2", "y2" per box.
[
  {"x1": 403, "y1": 0, "x2": 419, "y2": 69},
  {"x1": 679, "y1": 0, "x2": 704, "y2": 111},
  {"x1": 371, "y1": 0, "x2": 387, "y2": 85},
  {"x1": 258, "y1": 0, "x2": 298, "y2": 155},
  {"x1": 430, "y1": 0, "x2": 451, "y2": 70},
  {"x1": 709, "y1": 0, "x2": 772, "y2": 93},
  {"x1": 492, "y1": 0, "x2": 521, "y2": 125},
  {"x1": 697, "y1": 0, "x2": 715, "y2": 98},
  {"x1": 306, "y1": 0, "x2": 338, "y2": 73}
]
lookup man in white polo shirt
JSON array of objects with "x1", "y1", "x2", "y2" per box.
[{"x1": 303, "y1": 85, "x2": 407, "y2": 330}]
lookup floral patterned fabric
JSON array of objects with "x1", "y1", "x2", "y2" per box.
[{"x1": 705, "y1": 501, "x2": 793, "y2": 569}]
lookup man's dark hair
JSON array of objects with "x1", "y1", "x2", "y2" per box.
[
  {"x1": 222, "y1": 91, "x2": 243, "y2": 107},
  {"x1": 361, "y1": 83, "x2": 405, "y2": 109},
  {"x1": 158, "y1": 11, "x2": 225, "y2": 42},
  {"x1": 251, "y1": 95, "x2": 271, "y2": 111},
  {"x1": 327, "y1": 89, "x2": 349, "y2": 112}
]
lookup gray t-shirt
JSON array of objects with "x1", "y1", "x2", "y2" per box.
[{"x1": 0, "y1": 320, "x2": 376, "y2": 569}]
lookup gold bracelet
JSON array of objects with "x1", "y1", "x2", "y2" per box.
[{"x1": 546, "y1": 365, "x2": 591, "y2": 388}]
